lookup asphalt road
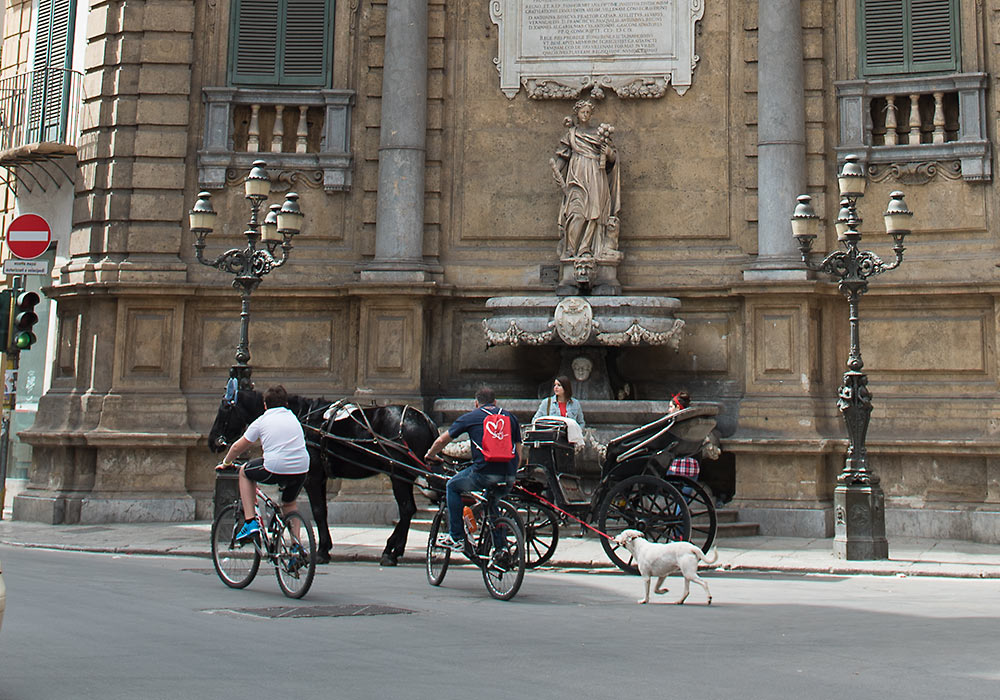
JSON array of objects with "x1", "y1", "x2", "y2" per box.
[{"x1": 1, "y1": 545, "x2": 999, "y2": 700}]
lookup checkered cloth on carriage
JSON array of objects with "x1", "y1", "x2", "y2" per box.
[{"x1": 668, "y1": 456, "x2": 700, "y2": 479}]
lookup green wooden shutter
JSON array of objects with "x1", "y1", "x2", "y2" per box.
[
  {"x1": 230, "y1": 0, "x2": 281, "y2": 85},
  {"x1": 230, "y1": 0, "x2": 332, "y2": 87},
  {"x1": 860, "y1": 0, "x2": 959, "y2": 76},
  {"x1": 29, "y1": 0, "x2": 75, "y2": 143},
  {"x1": 910, "y1": 0, "x2": 959, "y2": 72},
  {"x1": 282, "y1": 0, "x2": 331, "y2": 85}
]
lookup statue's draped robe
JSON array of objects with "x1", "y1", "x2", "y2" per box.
[{"x1": 557, "y1": 126, "x2": 622, "y2": 259}]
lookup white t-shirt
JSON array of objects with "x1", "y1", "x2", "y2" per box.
[{"x1": 243, "y1": 407, "x2": 309, "y2": 474}]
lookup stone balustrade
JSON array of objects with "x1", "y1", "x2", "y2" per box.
[
  {"x1": 836, "y1": 73, "x2": 990, "y2": 182},
  {"x1": 198, "y1": 87, "x2": 355, "y2": 192}
]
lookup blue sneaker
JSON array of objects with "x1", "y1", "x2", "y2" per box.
[
  {"x1": 236, "y1": 519, "x2": 260, "y2": 543},
  {"x1": 284, "y1": 544, "x2": 305, "y2": 573}
]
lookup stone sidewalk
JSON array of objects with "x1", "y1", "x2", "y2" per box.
[{"x1": 2, "y1": 518, "x2": 1000, "y2": 578}]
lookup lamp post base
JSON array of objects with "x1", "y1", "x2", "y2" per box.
[{"x1": 833, "y1": 483, "x2": 888, "y2": 560}]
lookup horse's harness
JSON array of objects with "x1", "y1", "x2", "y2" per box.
[{"x1": 293, "y1": 398, "x2": 439, "y2": 485}]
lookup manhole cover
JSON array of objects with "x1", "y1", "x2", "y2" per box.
[{"x1": 215, "y1": 604, "x2": 416, "y2": 619}]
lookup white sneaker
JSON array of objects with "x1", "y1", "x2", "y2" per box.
[{"x1": 435, "y1": 533, "x2": 465, "y2": 552}]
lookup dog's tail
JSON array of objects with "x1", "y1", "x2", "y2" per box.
[{"x1": 698, "y1": 546, "x2": 719, "y2": 566}]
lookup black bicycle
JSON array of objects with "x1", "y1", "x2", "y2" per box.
[
  {"x1": 425, "y1": 478, "x2": 526, "y2": 601},
  {"x1": 211, "y1": 480, "x2": 317, "y2": 599}
]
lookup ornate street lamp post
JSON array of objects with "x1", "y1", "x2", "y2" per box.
[
  {"x1": 790, "y1": 154, "x2": 914, "y2": 560},
  {"x1": 189, "y1": 160, "x2": 304, "y2": 390}
]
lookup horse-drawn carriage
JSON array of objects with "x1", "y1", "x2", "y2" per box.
[
  {"x1": 209, "y1": 384, "x2": 720, "y2": 590},
  {"x1": 512, "y1": 404, "x2": 720, "y2": 574}
]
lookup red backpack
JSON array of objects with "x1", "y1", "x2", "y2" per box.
[{"x1": 479, "y1": 406, "x2": 514, "y2": 462}]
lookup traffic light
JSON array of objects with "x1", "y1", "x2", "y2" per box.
[
  {"x1": 10, "y1": 291, "x2": 40, "y2": 352},
  {"x1": 0, "y1": 290, "x2": 10, "y2": 351}
]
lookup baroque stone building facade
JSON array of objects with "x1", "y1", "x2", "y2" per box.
[{"x1": 3, "y1": 0, "x2": 1000, "y2": 542}]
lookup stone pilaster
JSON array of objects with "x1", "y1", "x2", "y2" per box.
[
  {"x1": 16, "y1": 0, "x2": 199, "y2": 523},
  {"x1": 63, "y1": 0, "x2": 193, "y2": 285}
]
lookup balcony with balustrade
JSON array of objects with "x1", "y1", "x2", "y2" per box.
[
  {"x1": 198, "y1": 87, "x2": 355, "y2": 193},
  {"x1": 835, "y1": 72, "x2": 990, "y2": 183}
]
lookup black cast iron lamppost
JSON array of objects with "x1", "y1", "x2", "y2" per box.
[
  {"x1": 790, "y1": 153, "x2": 913, "y2": 561},
  {"x1": 189, "y1": 160, "x2": 304, "y2": 390}
]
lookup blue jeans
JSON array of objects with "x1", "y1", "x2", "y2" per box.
[{"x1": 446, "y1": 465, "x2": 509, "y2": 541}]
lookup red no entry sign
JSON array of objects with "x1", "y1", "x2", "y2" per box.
[{"x1": 6, "y1": 214, "x2": 51, "y2": 260}]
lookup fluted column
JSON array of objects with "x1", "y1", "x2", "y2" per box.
[{"x1": 746, "y1": 0, "x2": 808, "y2": 280}]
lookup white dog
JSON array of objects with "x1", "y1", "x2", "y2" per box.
[{"x1": 614, "y1": 529, "x2": 718, "y2": 605}]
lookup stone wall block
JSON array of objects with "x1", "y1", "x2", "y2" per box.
[
  {"x1": 140, "y1": 37, "x2": 193, "y2": 64},
  {"x1": 428, "y1": 5, "x2": 446, "y2": 37},
  {"x1": 86, "y1": 3, "x2": 115, "y2": 39},
  {"x1": 108, "y1": 128, "x2": 138, "y2": 158},
  {"x1": 128, "y1": 191, "x2": 186, "y2": 222},
  {"x1": 131, "y1": 159, "x2": 186, "y2": 190},
  {"x1": 134, "y1": 128, "x2": 187, "y2": 158},
  {"x1": 122, "y1": 222, "x2": 184, "y2": 254},
  {"x1": 108, "y1": 96, "x2": 139, "y2": 128},
  {"x1": 137, "y1": 64, "x2": 191, "y2": 95},
  {"x1": 141, "y1": 5, "x2": 197, "y2": 33},
  {"x1": 428, "y1": 38, "x2": 444, "y2": 68},
  {"x1": 367, "y1": 37, "x2": 385, "y2": 67},
  {"x1": 135, "y1": 97, "x2": 191, "y2": 126}
]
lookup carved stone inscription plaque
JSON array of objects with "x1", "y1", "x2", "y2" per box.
[{"x1": 490, "y1": 0, "x2": 704, "y2": 99}]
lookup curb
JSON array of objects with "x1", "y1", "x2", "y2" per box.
[{"x1": 4, "y1": 539, "x2": 1000, "y2": 578}]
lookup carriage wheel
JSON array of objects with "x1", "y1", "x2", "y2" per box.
[
  {"x1": 597, "y1": 475, "x2": 691, "y2": 575},
  {"x1": 664, "y1": 474, "x2": 718, "y2": 553},
  {"x1": 211, "y1": 504, "x2": 261, "y2": 589},
  {"x1": 510, "y1": 494, "x2": 560, "y2": 568},
  {"x1": 426, "y1": 508, "x2": 451, "y2": 586}
]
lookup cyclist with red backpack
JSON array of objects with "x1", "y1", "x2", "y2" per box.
[{"x1": 424, "y1": 386, "x2": 522, "y2": 552}]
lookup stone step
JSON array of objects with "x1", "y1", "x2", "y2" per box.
[
  {"x1": 716, "y1": 521, "x2": 760, "y2": 538},
  {"x1": 716, "y1": 509, "x2": 739, "y2": 523}
]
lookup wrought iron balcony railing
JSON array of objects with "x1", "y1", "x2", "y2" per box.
[{"x1": 0, "y1": 67, "x2": 84, "y2": 153}]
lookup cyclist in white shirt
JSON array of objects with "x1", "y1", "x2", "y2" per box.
[{"x1": 217, "y1": 385, "x2": 310, "y2": 542}]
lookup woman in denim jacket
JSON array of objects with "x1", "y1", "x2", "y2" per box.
[{"x1": 532, "y1": 375, "x2": 585, "y2": 428}]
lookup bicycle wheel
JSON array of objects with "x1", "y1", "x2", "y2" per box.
[
  {"x1": 480, "y1": 515, "x2": 526, "y2": 601},
  {"x1": 426, "y1": 507, "x2": 451, "y2": 586},
  {"x1": 665, "y1": 474, "x2": 718, "y2": 553},
  {"x1": 511, "y1": 494, "x2": 559, "y2": 568},
  {"x1": 211, "y1": 504, "x2": 260, "y2": 589},
  {"x1": 274, "y1": 511, "x2": 317, "y2": 599},
  {"x1": 597, "y1": 475, "x2": 691, "y2": 575}
]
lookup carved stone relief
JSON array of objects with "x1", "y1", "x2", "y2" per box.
[
  {"x1": 490, "y1": 0, "x2": 705, "y2": 99},
  {"x1": 868, "y1": 160, "x2": 963, "y2": 186}
]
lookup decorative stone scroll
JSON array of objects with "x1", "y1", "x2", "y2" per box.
[
  {"x1": 482, "y1": 296, "x2": 685, "y2": 348},
  {"x1": 489, "y1": 0, "x2": 705, "y2": 99}
]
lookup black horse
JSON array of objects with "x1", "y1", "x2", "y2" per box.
[{"x1": 208, "y1": 387, "x2": 438, "y2": 566}]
